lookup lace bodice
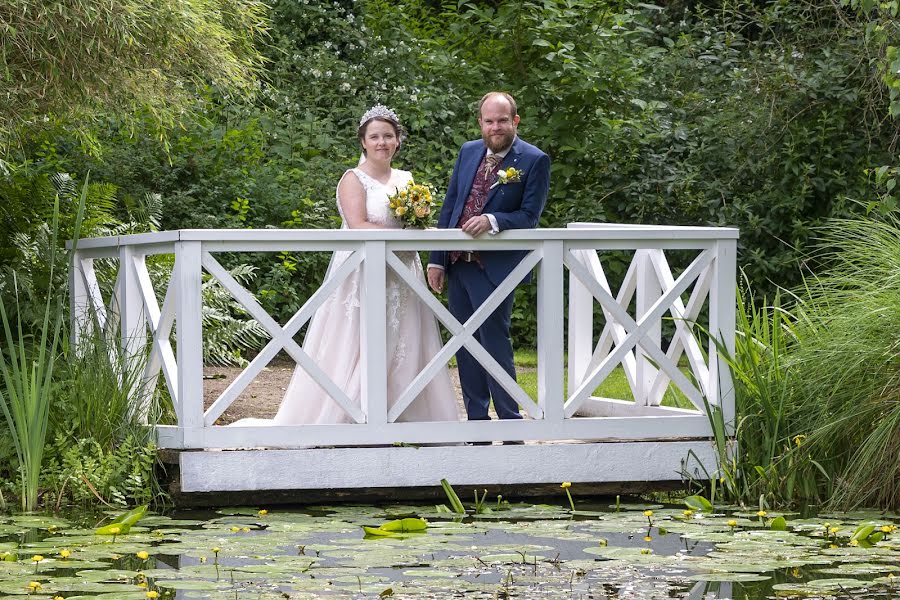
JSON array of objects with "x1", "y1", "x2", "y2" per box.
[{"x1": 337, "y1": 168, "x2": 413, "y2": 228}]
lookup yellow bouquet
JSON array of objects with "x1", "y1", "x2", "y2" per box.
[{"x1": 387, "y1": 181, "x2": 439, "y2": 228}]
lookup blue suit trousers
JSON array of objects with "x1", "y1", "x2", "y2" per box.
[{"x1": 447, "y1": 261, "x2": 522, "y2": 421}]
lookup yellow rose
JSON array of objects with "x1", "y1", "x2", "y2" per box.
[{"x1": 414, "y1": 205, "x2": 428, "y2": 218}]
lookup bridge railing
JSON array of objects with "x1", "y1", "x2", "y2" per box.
[{"x1": 69, "y1": 225, "x2": 737, "y2": 449}]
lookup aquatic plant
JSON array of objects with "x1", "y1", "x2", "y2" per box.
[{"x1": 0, "y1": 183, "x2": 86, "y2": 511}]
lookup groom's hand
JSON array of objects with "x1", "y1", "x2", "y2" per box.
[
  {"x1": 427, "y1": 267, "x2": 444, "y2": 293},
  {"x1": 462, "y1": 214, "x2": 491, "y2": 237}
]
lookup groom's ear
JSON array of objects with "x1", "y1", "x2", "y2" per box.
[{"x1": 513, "y1": 114, "x2": 521, "y2": 127}]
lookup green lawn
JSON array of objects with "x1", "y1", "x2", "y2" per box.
[{"x1": 513, "y1": 350, "x2": 697, "y2": 410}]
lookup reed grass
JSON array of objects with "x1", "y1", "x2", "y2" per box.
[
  {"x1": 0, "y1": 186, "x2": 84, "y2": 510},
  {"x1": 716, "y1": 213, "x2": 900, "y2": 510},
  {"x1": 783, "y1": 214, "x2": 900, "y2": 509}
]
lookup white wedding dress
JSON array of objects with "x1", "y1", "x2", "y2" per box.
[{"x1": 235, "y1": 168, "x2": 460, "y2": 425}]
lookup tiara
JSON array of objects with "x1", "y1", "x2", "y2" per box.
[{"x1": 359, "y1": 104, "x2": 400, "y2": 127}]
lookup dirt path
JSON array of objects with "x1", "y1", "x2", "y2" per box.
[{"x1": 203, "y1": 356, "x2": 467, "y2": 424}]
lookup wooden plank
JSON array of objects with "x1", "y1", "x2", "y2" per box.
[
  {"x1": 537, "y1": 241, "x2": 565, "y2": 421},
  {"x1": 154, "y1": 414, "x2": 714, "y2": 449},
  {"x1": 710, "y1": 239, "x2": 738, "y2": 433},
  {"x1": 202, "y1": 250, "x2": 365, "y2": 425},
  {"x1": 175, "y1": 241, "x2": 204, "y2": 429},
  {"x1": 564, "y1": 250, "x2": 713, "y2": 417},
  {"x1": 635, "y1": 250, "x2": 662, "y2": 407},
  {"x1": 362, "y1": 241, "x2": 388, "y2": 425},
  {"x1": 177, "y1": 227, "x2": 739, "y2": 242},
  {"x1": 177, "y1": 440, "x2": 720, "y2": 492}
]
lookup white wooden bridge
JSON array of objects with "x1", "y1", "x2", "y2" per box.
[{"x1": 69, "y1": 224, "x2": 737, "y2": 497}]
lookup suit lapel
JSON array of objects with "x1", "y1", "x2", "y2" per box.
[
  {"x1": 451, "y1": 146, "x2": 486, "y2": 226},
  {"x1": 486, "y1": 138, "x2": 523, "y2": 205}
]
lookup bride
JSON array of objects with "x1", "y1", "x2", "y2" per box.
[{"x1": 237, "y1": 105, "x2": 459, "y2": 425}]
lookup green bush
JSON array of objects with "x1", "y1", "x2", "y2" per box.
[{"x1": 42, "y1": 433, "x2": 162, "y2": 508}]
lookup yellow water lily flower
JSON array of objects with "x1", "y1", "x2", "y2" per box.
[
  {"x1": 59, "y1": 549, "x2": 70, "y2": 559},
  {"x1": 137, "y1": 551, "x2": 150, "y2": 560},
  {"x1": 561, "y1": 482, "x2": 571, "y2": 489},
  {"x1": 643, "y1": 510, "x2": 653, "y2": 518}
]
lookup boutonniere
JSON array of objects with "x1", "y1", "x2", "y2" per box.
[{"x1": 490, "y1": 167, "x2": 523, "y2": 189}]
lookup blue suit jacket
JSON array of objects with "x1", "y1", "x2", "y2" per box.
[{"x1": 431, "y1": 136, "x2": 551, "y2": 286}]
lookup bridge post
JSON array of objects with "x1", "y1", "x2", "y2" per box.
[
  {"x1": 175, "y1": 240, "x2": 204, "y2": 439},
  {"x1": 538, "y1": 240, "x2": 565, "y2": 421},
  {"x1": 567, "y1": 249, "x2": 593, "y2": 396},
  {"x1": 69, "y1": 250, "x2": 91, "y2": 349},
  {"x1": 119, "y1": 246, "x2": 149, "y2": 422},
  {"x1": 361, "y1": 241, "x2": 387, "y2": 425},
  {"x1": 635, "y1": 249, "x2": 662, "y2": 407},
  {"x1": 709, "y1": 239, "x2": 737, "y2": 433}
]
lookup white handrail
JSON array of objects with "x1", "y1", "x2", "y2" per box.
[{"x1": 69, "y1": 225, "x2": 738, "y2": 449}]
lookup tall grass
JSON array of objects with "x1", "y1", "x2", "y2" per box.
[
  {"x1": 716, "y1": 214, "x2": 900, "y2": 511},
  {"x1": 0, "y1": 183, "x2": 85, "y2": 511},
  {"x1": 784, "y1": 215, "x2": 900, "y2": 509},
  {"x1": 52, "y1": 325, "x2": 151, "y2": 451}
]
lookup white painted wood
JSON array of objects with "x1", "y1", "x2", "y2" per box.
[
  {"x1": 157, "y1": 414, "x2": 713, "y2": 449},
  {"x1": 69, "y1": 252, "x2": 91, "y2": 350},
  {"x1": 138, "y1": 267, "x2": 179, "y2": 413},
  {"x1": 174, "y1": 241, "x2": 204, "y2": 429},
  {"x1": 120, "y1": 248, "x2": 148, "y2": 377},
  {"x1": 67, "y1": 224, "x2": 738, "y2": 473},
  {"x1": 537, "y1": 241, "x2": 565, "y2": 422},
  {"x1": 564, "y1": 250, "x2": 713, "y2": 417},
  {"x1": 177, "y1": 440, "x2": 718, "y2": 492},
  {"x1": 389, "y1": 250, "x2": 544, "y2": 421},
  {"x1": 79, "y1": 257, "x2": 109, "y2": 335},
  {"x1": 646, "y1": 257, "x2": 712, "y2": 407},
  {"x1": 384, "y1": 251, "x2": 455, "y2": 422},
  {"x1": 454, "y1": 251, "x2": 544, "y2": 419},
  {"x1": 577, "y1": 249, "x2": 639, "y2": 399},
  {"x1": 362, "y1": 241, "x2": 388, "y2": 425},
  {"x1": 710, "y1": 240, "x2": 737, "y2": 432},
  {"x1": 202, "y1": 250, "x2": 365, "y2": 425},
  {"x1": 566, "y1": 250, "x2": 593, "y2": 392},
  {"x1": 635, "y1": 250, "x2": 662, "y2": 407},
  {"x1": 178, "y1": 227, "x2": 738, "y2": 242},
  {"x1": 576, "y1": 398, "x2": 700, "y2": 417}
]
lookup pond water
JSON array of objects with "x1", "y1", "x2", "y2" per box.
[{"x1": 0, "y1": 499, "x2": 897, "y2": 598}]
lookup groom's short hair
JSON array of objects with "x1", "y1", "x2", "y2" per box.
[{"x1": 479, "y1": 92, "x2": 517, "y2": 119}]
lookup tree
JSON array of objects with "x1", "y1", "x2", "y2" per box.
[{"x1": 0, "y1": 0, "x2": 270, "y2": 150}]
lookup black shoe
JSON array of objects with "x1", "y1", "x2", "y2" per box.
[
  {"x1": 466, "y1": 441, "x2": 492, "y2": 446},
  {"x1": 502, "y1": 440, "x2": 525, "y2": 445}
]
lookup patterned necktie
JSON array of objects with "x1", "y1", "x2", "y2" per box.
[{"x1": 483, "y1": 153, "x2": 502, "y2": 178}]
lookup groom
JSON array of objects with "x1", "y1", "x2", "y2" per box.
[{"x1": 427, "y1": 91, "x2": 551, "y2": 424}]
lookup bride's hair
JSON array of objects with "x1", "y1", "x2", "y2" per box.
[{"x1": 357, "y1": 104, "x2": 406, "y2": 156}]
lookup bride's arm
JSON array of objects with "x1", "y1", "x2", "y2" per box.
[{"x1": 337, "y1": 171, "x2": 391, "y2": 229}]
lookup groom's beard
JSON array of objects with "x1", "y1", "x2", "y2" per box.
[{"x1": 483, "y1": 130, "x2": 515, "y2": 153}]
